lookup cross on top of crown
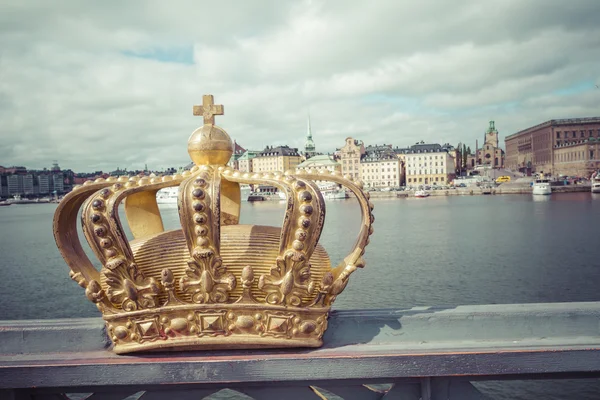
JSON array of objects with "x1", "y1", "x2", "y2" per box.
[{"x1": 193, "y1": 95, "x2": 224, "y2": 125}]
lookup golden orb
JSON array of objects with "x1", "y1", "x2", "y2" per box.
[{"x1": 187, "y1": 124, "x2": 233, "y2": 166}]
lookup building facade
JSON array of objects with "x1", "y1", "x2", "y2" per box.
[
  {"x1": 5, "y1": 174, "x2": 35, "y2": 195},
  {"x1": 7, "y1": 175, "x2": 22, "y2": 195},
  {"x1": 237, "y1": 150, "x2": 260, "y2": 173},
  {"x1": 38, "y1": 175, "x2": 50, "y2": 194},
  {"x1": 251, "y1": 146, "x2": 302, "y2": 173},
  {"x1": 505, "y1": 117, "x2": 600, "y2": 175},
  {"x1": 401, "y1": 143, "x2": 456, "y2": 185},
  {"x1": 553, "y1": 139, "x2": 600, "y2": 177},
  {"x1": 360, "y1": 145, "x2": 402, "y2": 188},
  {"x1": 52, "y1": 174, "x2": 64, "y2": 193},
  {"x1": 339, "y1": 137, "x2": 365, "y2": 180}
]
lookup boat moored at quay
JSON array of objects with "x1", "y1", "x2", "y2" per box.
[
  {"x1": 532, "y1": 179, "x2": 552, "y2": 195},
  {"x1": 591, "y1": 171, "x2": 600, "y2": 193},
  {"x1": 156, "y1": 186, "x2": 179, "y2": 204},
  {"x1": 5, "y1": 195, "x2": 51, "y2": 204}
]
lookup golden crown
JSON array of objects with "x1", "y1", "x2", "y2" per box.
[{"x1": 53, "y1": 95, "x2": 374, "y2": 354}]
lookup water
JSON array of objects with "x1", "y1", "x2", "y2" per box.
[{"x1": 1, "y1": 193, "x2": 600, "y2": 399}]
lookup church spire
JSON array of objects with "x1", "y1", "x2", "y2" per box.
[{"x1": 304, "y1": 112, "x2": 316, "y2": 158}]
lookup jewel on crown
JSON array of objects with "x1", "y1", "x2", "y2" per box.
[{"x1": 53, "y1": 95, "x2": 374, "y2": 354}]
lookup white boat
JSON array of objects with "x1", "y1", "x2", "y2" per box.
[
  {"x1": 414, "y1": 190, "x2": 430, "y2": 198},
  {"x1": 532, "y1": 179, "x2": 552, "y2": 195},
  {"x1": 317, "y1": 182, "x2": 349, "y2": 200},
  {"x1": 591, "y1": 172, "x2": 600, "y2": 193},
  {"x1": 323, "y1": 189, "x2": 349, "y2": 200},
  {"x1": 247, "y1": 191, "x2": 286, "y2": 202},
  {"x1": 156, "y1": 187, "x2": 179, "y2": 204},
  {"x1": 7, "y1": 195, "x2": 49, "y2": 204}
]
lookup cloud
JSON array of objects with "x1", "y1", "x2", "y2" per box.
[{"x1": 1, "y1": 0, "x2": 599, "y2": 171}]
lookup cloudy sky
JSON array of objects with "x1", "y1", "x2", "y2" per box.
[{"x1": 1, "y1": 0, "x2": 599, "y2": 172}]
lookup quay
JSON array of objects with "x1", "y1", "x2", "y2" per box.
[
  {"x1": 364, "y1": 184, "x2": 592, "y2": 198},
  {"x1": 2, "y1": 302, "x2": 600, "y2": 399}
]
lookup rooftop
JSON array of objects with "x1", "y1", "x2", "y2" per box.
[
  {"x1": 296, "y1": 155, "x2": 340, "y2": 168},
  {"x1": 237, "y1": 150, "x2": 261, "y2": 160},
  {"x1": 506, "y1": 117, "x2": 600, "y2": 140},
  {"x1": 257, "y1": 145, "x2": 300, "y2": 157},
  {"x1": 395, "y1": 142, "x2": 451, "y2": 154}
]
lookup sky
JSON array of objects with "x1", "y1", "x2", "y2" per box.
[{"x1": 1, "y1": 0, "x2": 599, "y2": 172}]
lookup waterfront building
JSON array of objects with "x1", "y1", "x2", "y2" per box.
[
  {"x1": 400, "y1": 142, "x2": 456, "y2": 185},
  {"x1": 7, "y1": 175, "x2": 22, "y2": 196},
  {"x1": 553, "y1": 140, "x2": 600, "y2": 177},
  {"x1": 6, "y1": 174, "x2": 34, "y2": 195},
  {"x1": 38, "y1": 175, "x2": 50, "y2": 194},
  {"x1": 339, "y1": 137, "x2": 365, "y2": 180},
  {"x1": 505, "y1": 117, "x2": 600, "y2": 175},
  {"x1": 360, "y1": 145, "x2": 402, "y2": 188},
  {"x1": 237, "y1": 150, "x2": 260, "y2": 173},
  {"x1": 296, "y1": 154, "x2": 341, "y2": 173},
  {"x1": 22, "y1": 174, "x2": 34, "y2": 195},
  {"x1": 0, "y1": 175, "x2": 7, "y2": 198},
  {"x1": 52, "y1": 173, "x2": 64, "y2": 193},
  {"x1": 251, "y1": 145, "x2": 301, "y2": 173}
]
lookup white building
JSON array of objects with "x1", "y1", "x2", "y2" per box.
[
  {"x1": 399, "y1": 143, "x2": 456, "y2": 186},
  {"x1": 360, "y1": 145, "x2": 402, "y2": 188}
]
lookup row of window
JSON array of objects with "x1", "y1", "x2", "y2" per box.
[
  {"x1": 363, "y1": 168, "x2": 398, "y2": 173},
  {"x1": 555, "y1": 150, "x2": 595, "y2": 163},
  {"x1": 406, "y1": 155, "x2": 444, "y2": 160},
  {"x1": 407, "y1": 177, "x2": 445, "y2": 183},
  {"x1": 556, "y1": 129, "x2": 600, "y2": 139},
  {"x1": 408, "y1": 170, "x2": 444, "y2": 175},
  {"x1": 365, "y1": 175, "x2": 397, "y2": 180},
  {"x1": 407, "y1": 162, "x2": 445, "y2": 167}
]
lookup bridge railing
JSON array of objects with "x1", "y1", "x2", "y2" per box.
[{"x1": 1, "y1": 301, "x2": 600, "y2": 399}]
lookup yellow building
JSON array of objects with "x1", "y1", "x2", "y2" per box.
[
  {"x1": 237, "y1": 150, "x2": 260, "y2": 173},
  {"x1": 339, "y1": 137, "x2": 365, "y2": 180},
  {"x1": 251, "y1": 145, "x2": 302, "y2": 173}
]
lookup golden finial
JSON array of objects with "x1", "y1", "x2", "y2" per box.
[
  {"x1": 188, "y1": 94, "x2": 232, "y2": 166},
  {"x1": 193, "y1": 95, "x2": 224, "y2": 125}
]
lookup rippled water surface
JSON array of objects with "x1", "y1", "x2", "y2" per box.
[{"x1": 1, "y1": 193, "x2": 600, "y2": 399}]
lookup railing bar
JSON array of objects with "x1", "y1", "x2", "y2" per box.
[{"x1": 420, "y1": 377, "x2": 431, "y2": 400}]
